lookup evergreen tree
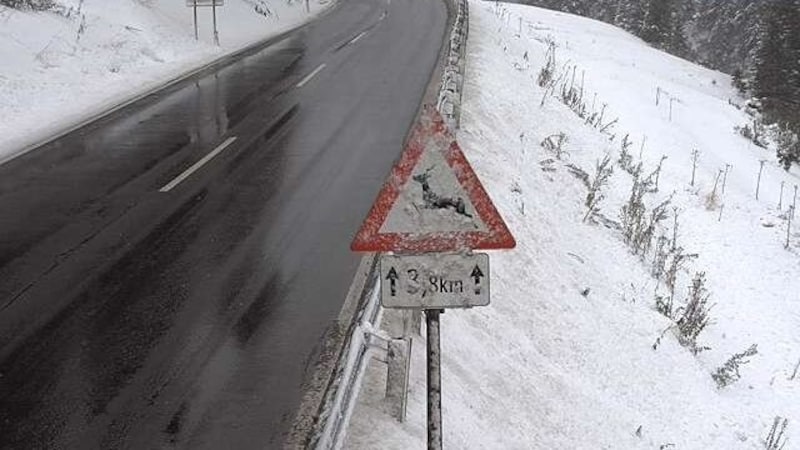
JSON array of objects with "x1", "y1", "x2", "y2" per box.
[
  {"x1": 752, "y1": 0, "x2": 800, "y2": 168},
  {"x1": 612, "y1": 0, "x2": 647, "y2": 36},
  {"x1": 754, "y1": 1, "x2": 798, "y2": 120}
]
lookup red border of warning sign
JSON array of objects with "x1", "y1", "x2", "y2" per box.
[{"x1": 351, "y1": 106, "x2": 516, "y2": 253}]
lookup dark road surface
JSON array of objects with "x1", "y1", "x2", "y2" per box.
[{"x1": 0, "y1": 0, "x2": 446, "y2": 447}]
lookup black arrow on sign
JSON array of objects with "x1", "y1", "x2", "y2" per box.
[
  {"x1": 470, "y1": 265, "x2": 484, "y2": 295},
  {"x1": 387, "y1": 267, "x2": 399, "y2": 296}
]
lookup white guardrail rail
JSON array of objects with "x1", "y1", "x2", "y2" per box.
[{"x1": 309, "y1": 0, "x2": 469, "y2": 447}]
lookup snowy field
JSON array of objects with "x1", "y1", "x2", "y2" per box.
[
  {"x1": 346, "y1": 1, "x2": 800, "y2": 449},
  {"x1": 0, "y1": 0, "x2": 329, "y2": 163}
]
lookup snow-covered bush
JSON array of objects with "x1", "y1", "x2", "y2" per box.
[
  {"x1": 660, "y1": 244, "x2": 697, "y2": 316},
  {"x1": 675, "y1": 272, "x2": 713, "y2": 353},
  {"x1": 711, "y1": 344, "x2": 758, "y2": 388},
  {"x1": 649, "y1": 155, "x2": 667, "y2": 193},
  {"x1": 764, "y1": 416, "x2": 788, "y2": 450},
  {"x1": 651, "y1": 234, "x2": 670, "y2": 280},
  {"x1": 583, "y1": 153, "x2": 613, "y2": 222},
  {"x1": 621, "y1": 171, "x2": 648, "y2": 247},
  {"x1": 620, "y1": 167, "x2": 671, "y2": 257},
  {"x1": 541, "y1": 132, "x2": 568, "y2": 159},
  {"x1": 536, "y1": 42, "x2": 556, "y2": 88},
  {"x1": 618, "y1": 134, "x2": 635, "y2": 174}
]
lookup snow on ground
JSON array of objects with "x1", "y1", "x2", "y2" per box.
[
  {"x1": 346, "y1": 2, "x2": 800, "y2": 449},
  {"x1": 0, "y1": 0, "x2": 329, "y2": 162}
]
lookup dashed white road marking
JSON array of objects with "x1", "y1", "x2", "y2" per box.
[
  {"x1": 296, "y1": 63, "x2": 327, "y2": 88},
  {"x1": 159, "y1": 136, "x2": 238, "y2": 193},
  {"x1": 348, "y1": 31, "x2": 368, "y2": 46}
]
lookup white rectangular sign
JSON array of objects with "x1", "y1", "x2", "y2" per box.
[
  {"x1": 380, "y1": 253, "x2": 490, "y2": 309},
  {"x1": 186, "y1": 0, "x2": 223, "y2": 6}
]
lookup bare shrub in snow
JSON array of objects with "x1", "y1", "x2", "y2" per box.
[
  {"x1": 675, "y1": 272, "x2": 713, "y2": 353},
  {"x1": 712, "y1": 344, "x2": 758, "y2": 388},
  {"x1": 651, "y1": 234, "x2": 670, "y2": 280},
  {"x1": 539, "y1": 158, "x2": 557, "y2": 173},
  {"x1": 537, "y1": 42, "x2": 556, "y2": 88},
  {"x1": 654, "y1": 294, "x2": 673, "y2": 319},
  {"x1": 566, "y1": 163, "x2": 590, "y2": 189},
  {"x1": 618, "y1": 133, "x2": 635, "y2": 173},
  {"x1": 541, "y1": 132, "x2": 568, "y2": 159},
  {"x1": 649, "y1": 155, "x2": 668, "y2": 193},
  {"x1": 583, "y1": 154, "x2": 613, "y2": 222},
  {"x1": 621, "y1": 171, "x2": 648, "y2": 247},
  {"x1": 637, "y1": 194, "x2": 673, "y2": 256},
  {"x1": 559, "y1": 66, "x2": 585, "y2": 116},
  {"x1": 764, "y1": 416, "x2": 788, "y2": 450},
  {"x1": 662, "y1": 245, "x2": 697, "y2": 314},
  {"x1": 620, "y1": 168, "x2": 671, "y2": 256}
]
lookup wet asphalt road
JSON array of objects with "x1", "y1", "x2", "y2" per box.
[{"x1": 0, "y1": 0, "x2": 446, "y2": 447}]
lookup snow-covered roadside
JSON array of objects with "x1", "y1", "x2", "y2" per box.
[
  {"x1": 0, "y1": 0, "x2": 330, "y2": 162},
  {"x1": 345, "y1": 2, "x2": 800, "y2": 449}
]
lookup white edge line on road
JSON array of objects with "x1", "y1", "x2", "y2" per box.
[
  {"x1": 296, "y1": 63, "x2": 327, "y2": 89},
  {"x1": 159, "y1": 136, "x2": 237, "y2": 193},
  {"x1": 348, "y1": 31, "x2": 368, "y2": 46}
]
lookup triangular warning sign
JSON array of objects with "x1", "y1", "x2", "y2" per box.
[{"x1": 351, "y1": 106, "x2": 516, "y2": 253}]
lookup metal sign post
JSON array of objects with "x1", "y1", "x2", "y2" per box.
[
  {"x1": 193, "y1": 0, "x2": 198, "y2": 40},
  {"x1": 426, "y1": 309, "x2": 443, "y2": 450},
  {"x1": 212, "y1": 0, "x2": 219, "y2": 45},
  {"x1": 351, "y1": 106, "x2": 516, "y2": 450},
  {"x1": 186, "y1": 0, "x2": 223, "y2": 44}
]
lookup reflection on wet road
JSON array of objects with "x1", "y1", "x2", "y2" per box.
[{"x1": 0, "y1": 0, "x2": 446, "y2": 447}]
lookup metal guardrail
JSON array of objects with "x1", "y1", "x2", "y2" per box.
[
  {"x1": 310, "y1": 0, "x2": 471, "y2": 447},
  {"x1": 307, "y1": 254, "x2": 381, "y2": 449},
  {"x1": 437, "y1": 0, "x2": 469, "y2": 130}
]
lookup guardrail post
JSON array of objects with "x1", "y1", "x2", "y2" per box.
[{"x1": 386, "y1": 337, "x2": 412, "y2": 422}]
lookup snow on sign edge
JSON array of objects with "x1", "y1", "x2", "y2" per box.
[{"x1": 350, "y1": 106, "x2": 516, "y2": 253}]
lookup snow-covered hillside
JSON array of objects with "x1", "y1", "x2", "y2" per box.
[
  {"x1": 0, "y1": 0, "x2": 328, "y2": 162},
  {"x1": 346, "y1": 1, "x2": 800, "y2": 449}
]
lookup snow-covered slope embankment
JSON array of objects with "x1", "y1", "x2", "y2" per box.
[{"x1": 345, "y1": 1, "x2": 800, "y2": 449}]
